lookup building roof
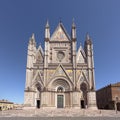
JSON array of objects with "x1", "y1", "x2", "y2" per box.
[
  {"x1": 0, "y1": 99, "x2": 13, "y2": 104},
  {"x1": 97, "y1": 82, "x2": 120, "y2": 91},
  {"x1": 111, "y1": 82, "x2": 120, "y2": 87}
]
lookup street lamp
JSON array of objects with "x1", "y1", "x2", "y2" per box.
[{"x1": 115, "y1": 96, "x2": 119, "y2": 114}]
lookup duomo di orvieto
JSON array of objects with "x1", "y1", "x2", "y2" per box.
[{"x1": 24, "y1": 21, "x2": 97, "y2": 109}]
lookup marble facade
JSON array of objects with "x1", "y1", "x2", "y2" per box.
[{"x1": 24, "y1": 21, "x2": 97, "y2": 109}]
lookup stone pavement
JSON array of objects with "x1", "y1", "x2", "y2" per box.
[
  {"x1": 0, "y1": 117, "x2": 120, "y2": 120},
  {"x1": 0, "y1": 108, "x2": 120, "y2": 118}
]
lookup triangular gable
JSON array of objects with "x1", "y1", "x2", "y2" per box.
[
  {"x1": 36, "y1": 45, "x2": 44, "y2": 63},
  {"x1": 37, "y1": 45, "x2": 44, "y2": 57},
  {"x1": 51, "y1": 23, "x2": 70, "y2": 41},
  {"x1": 31, "y1": 70, "x2": 44, "y2": 88},
  {"x1": 77, "y1": 70, "x2": 89, "y2": 88},
  {"x1": 50, "y1": 64, "x2": 72, "y2": 81},
  {"x1": 77, "y1": 45, "x2": 86, "y2": 63}
]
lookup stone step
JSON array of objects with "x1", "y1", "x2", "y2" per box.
[{"x1": 0, "y1": 109, "x2": 120, "y2": 117}]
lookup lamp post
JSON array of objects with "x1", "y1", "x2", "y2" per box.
[{"x1": 115, "y1": 97, "x2": 118, "y2": 114}]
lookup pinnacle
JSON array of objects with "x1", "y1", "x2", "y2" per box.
[
  {"x1": 72, "y1": 18, "x2": 76, "y2": 28},
  {"x1": 86, "y1": 33, "x2": 90, "y2": 40},
  {"x1": 31, "y1": 33, "x2": 35, "y2": 39},
  {"x1": 46, "y1": 20, "x2": 49, "y2": 28}
]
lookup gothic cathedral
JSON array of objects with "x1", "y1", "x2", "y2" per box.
[{"x1": 24, "y1": 21, "x2": 97, "y2": 109}]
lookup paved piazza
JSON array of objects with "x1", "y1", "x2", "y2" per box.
[
  {"x1": 0, "y1": 109, "x2": 120, "y2": 119},
  {"x1": 0, "y1": 117, "x2": 120, "y2": 120}
]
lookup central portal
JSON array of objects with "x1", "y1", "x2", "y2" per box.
[
  {"x1": 37, "y1": 100, "x2": 40, "y2": 108},
  {"x1": 57, "y1": 95, "x2": 64, "y2": 108}
]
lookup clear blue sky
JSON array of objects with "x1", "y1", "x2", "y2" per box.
[{"x1": 0, "y1": 0, "x2": 120, "y2": 104}]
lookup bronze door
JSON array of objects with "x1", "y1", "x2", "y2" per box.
[{"x1": 57, "y1": 95, "x2": 64, "y2": 108}]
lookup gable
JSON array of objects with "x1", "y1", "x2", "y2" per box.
[
  {"x1": 77, "y1": 45, "x2": 86, "y2": 63},
  {"x1": 31, "y1": 70, "x2": 44, "y2": 88},
  {"x1": 51, "y1": 23, "x2": 70, "y2": 41},
  {"x1": 76, "y1": 70, "x2": 89, "y2": 89},
  {"x1": 50, "y1": 64, "x2": 72, "y2": 81},
  {"x1": 35, "y1": 45, "x2": 44, "y2": 63},
  {"x1": 77, "y1": 52, "x2": 85, "y2": 63},
  {"x1": 47, "y1": 64, "x2": 74, "y2": 88},
  {"x1": 36, "y1": 51, "x2": 43, "y2": 63},
  {"x1": 54, "y1": 65, "x2": 66, "y2": 77}
]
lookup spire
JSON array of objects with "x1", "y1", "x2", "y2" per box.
[
  {"x1": 85, "y1": 33, "x2": 92, "y2": 45},
  {"x1": 29, "y1": 33, "x2": 36, "y2": 45},
  {"x1": 45, "y1": 20, "x2": 50, "y2": 39},
  {"x1": 28, "y1": 33, "x2": 36, "y2": 52},
  {"x1": 45, "y1": 20, "x2": 49, "y2": 28},
  {"x1": 31, "y1": 33, "x2": 35, "y2": 40},
  {"x1": 72, "y1": 18, "x2": 76, "y2": 28},
  {"x1": 86, "y1": 33, "x2": 90, "y2": 40},
  {"x1": 71, "y1": 18, "x2": 76, "y2": 39}
]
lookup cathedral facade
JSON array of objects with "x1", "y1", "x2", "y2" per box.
[{"x1": 24, "y1": 21, "x2": 97, "y2": 109}]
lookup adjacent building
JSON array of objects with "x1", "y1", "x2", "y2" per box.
[
  {"x1": 24, "y1": 21, "x2": 97, "y2": 109},
  {"x1": 96, "y1": 82, "x2": 120, "y2": 110},
  {"x1": 0, "y1": 100, "x2": 13, "y2": 111}
]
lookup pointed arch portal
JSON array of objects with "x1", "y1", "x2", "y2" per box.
[{"x1": 80, "y1": 82, "x2": 88, "y2": 108}]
